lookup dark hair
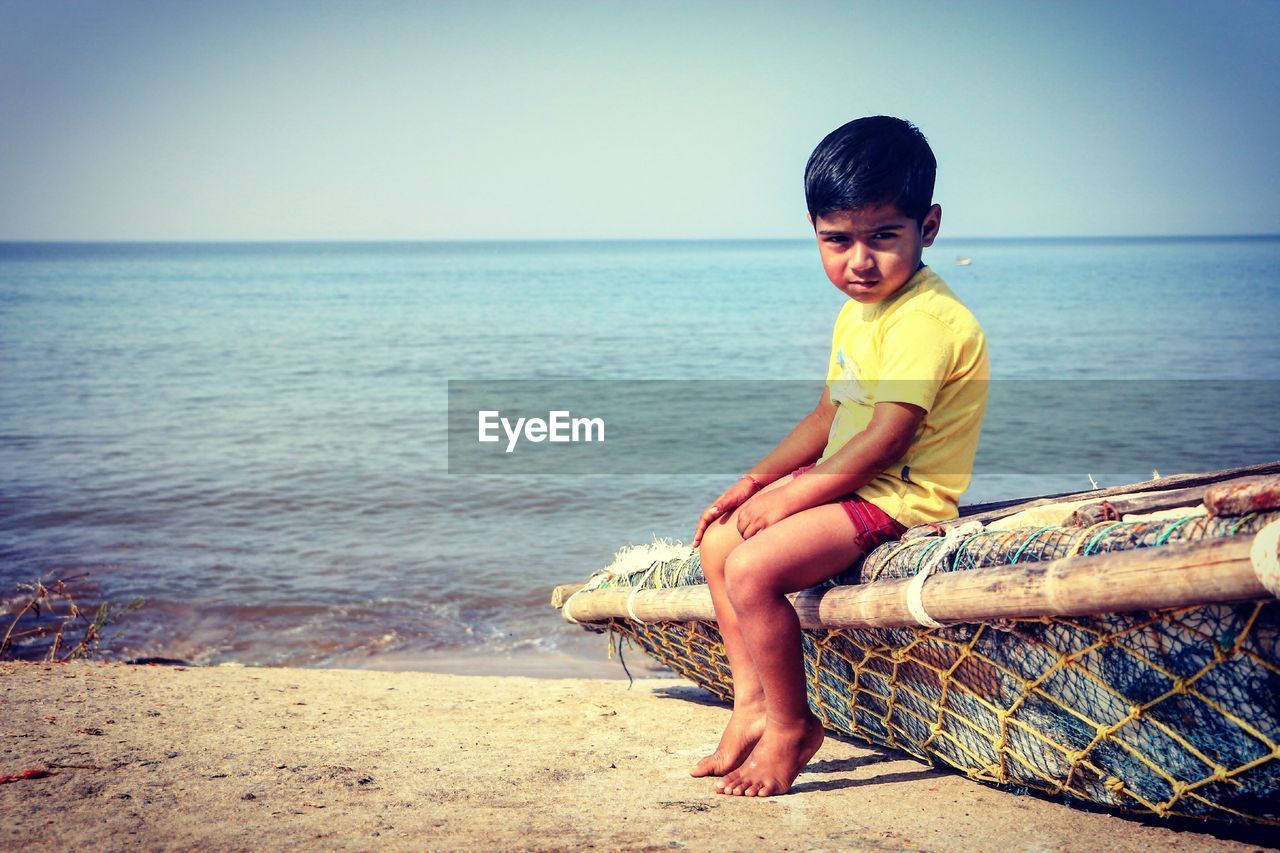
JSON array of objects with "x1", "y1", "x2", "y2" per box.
[{"x1": 804, "y1": 116, "x2": 936, "y2": 223}]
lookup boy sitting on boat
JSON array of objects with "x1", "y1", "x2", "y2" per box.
[{"x1": 690, "y1": 116, "x2": 989, "y2": 796}]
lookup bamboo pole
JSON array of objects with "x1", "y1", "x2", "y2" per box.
[
  {"x1": 553, "y1": 522, "x2": 1279, "y2": 630},
  {"x1": 939, "y1": 460, "x2": 1280, "y2": 531},
  {"x1": 1065, "y1": 478, "x2": 1265, "y2": 526}
]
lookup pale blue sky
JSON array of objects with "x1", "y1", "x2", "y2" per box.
[{"x1": 1, "y1": 0, "x2": 1277, "y2": 240}]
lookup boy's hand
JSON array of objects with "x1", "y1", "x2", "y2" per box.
[
  {"x1": 735, "y1": 485, "x2": 801, "y2": 540},
  {"x1": 693, "y1": 477, "x2": 762, "y2": 547}
]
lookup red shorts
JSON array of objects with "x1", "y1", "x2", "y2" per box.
[{"x1": 791, "y1": 464, "x2": 907, "y2": 553}]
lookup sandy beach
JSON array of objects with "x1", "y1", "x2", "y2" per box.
[{"x1": 0, "y1": 661, "x2": 1273, "y2": 850}]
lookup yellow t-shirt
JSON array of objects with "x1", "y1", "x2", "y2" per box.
[{"x1": 821, "y1": 265, "x2": 988, "y2": 527}]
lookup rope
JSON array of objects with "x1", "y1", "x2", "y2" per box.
[
  {"x1": 1009, "y1": 526, "x2": 1058, "y2": 564},
  {"x1": 625, "y1": 564, "x2": 659, "y2": 623},
  {"x1": 905, "y1": 568, "x2": 944, "y2": 629},
  {"x1": 1251, "y1": 520, "x2": 1280, "y2": 598},
  {"x1": 904, "y1": 520, "x2": 985, "y2": 628},
  {"x1": 1083, "y1": 521, "x2": 1128, "y2": 555},
  {"x1": 1154, "y1": 515, "x2": 1197, "y2": 546}
]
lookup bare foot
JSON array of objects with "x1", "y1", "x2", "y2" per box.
[
  {"x1": 689, "y1": 706, "x2": 766, "y2": 777},
  {"x1": 714, "y1": 714, "x2": 824, "y2": 797}
]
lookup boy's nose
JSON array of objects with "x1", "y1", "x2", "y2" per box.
[{"x1": 847, "y1": 244, "x2": 874, "y2": 273}]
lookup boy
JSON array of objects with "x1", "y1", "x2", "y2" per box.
[{"x1": 690, "y1": 116, "x2": 988, "y2": 797}]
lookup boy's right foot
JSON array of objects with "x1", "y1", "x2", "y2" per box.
[
  {"x1": 715, "y1": 713, "x2": 825, "y2": 797},
  {"x1": 690, "y1": 707, "x2": 766, "y2": 777}
]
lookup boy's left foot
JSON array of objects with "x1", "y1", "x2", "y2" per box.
[
  {"x1": 690, "y1": 704, "x2": 766, "y2": 777},
  {"x1": 714, "y1": 714, "x2": 824, "y2": 797}
]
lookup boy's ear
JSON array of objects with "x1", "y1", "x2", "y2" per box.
[
  {"x1": 806, "y1": 212, "x2": 815, "y2": 229},
  {"x1": 920, "y1": 204, "x2": 942, "y2": 247}
]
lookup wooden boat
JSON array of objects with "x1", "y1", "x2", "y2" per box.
[{"x1": 552, "y1": 462, "x2": 1280, "y2": 824}]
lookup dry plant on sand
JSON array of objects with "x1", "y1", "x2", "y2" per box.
[{"x1": 0, "y1": 573, "x2": 143, "y2": 662}]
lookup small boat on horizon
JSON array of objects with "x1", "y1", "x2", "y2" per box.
[{"x1": 955, "y1": 256, "x2": 973, "y2": 265}]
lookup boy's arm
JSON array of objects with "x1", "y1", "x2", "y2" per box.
[
  {"x1": 745, "y1": 387, "x2": 838, "y2": 485},
  {"x1": 692, "y1": 388, "x2": 836, "y2": 546},
  {"x1": 733, "y1": 400, "x2": 923, "y2": 540}
]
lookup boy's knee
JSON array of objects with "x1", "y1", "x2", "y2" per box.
[
  {"x1": 723, "y1": 547, "x2": 770, "y2": 608},
  {"x1": 698, "y1": 520, "x2": 738, "y2": 574}
]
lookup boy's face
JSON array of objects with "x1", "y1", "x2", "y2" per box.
[{"x1": 812, "y1": 203, "x2": 941, "y2": 304}]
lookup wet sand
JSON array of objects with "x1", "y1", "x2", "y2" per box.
[{"x1": 1, "y1": 661, "x2": 1272, "y2": 850}]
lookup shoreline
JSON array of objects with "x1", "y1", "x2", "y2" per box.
[
  {"x1": 309, "y1": 637, "x2": 666, "y2": 681},
  {"x1": 121, "y1": 639, "x2": 667, "y2": 681},
  {"x1": 2, "y1": 662, "x2": 1274, "y2": 850}
]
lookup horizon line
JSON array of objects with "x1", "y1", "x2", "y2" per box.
[{"x1": 1, "y1": 232, "x2": 1278, "y2": 246}]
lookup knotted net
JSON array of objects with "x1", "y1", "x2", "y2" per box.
[{"x1": 589, "y1": 511, "x2": 1280, "y2": 823}]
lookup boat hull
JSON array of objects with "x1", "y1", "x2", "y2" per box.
[{"x1": 607, "y1": 599, "x2": 1280, "y2": 823}]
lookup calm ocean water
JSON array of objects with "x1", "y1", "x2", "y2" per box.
[{"x1": 1, "y1": 237, "x2": 1278, "y2": 673}]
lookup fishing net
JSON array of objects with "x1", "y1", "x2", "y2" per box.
[
  {"x1": 585, "y1": 512, "x2": 1280, "y2": 823},
  {"x1": 856, "y1": 511, "x2": 1279, "y2": 584}
]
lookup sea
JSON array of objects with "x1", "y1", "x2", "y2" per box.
[{"x1": 2, "y1": 237, "x2": 1278, "y2": 675}]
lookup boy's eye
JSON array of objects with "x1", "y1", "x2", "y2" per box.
[{"x1": 871, "y1": 232, "x2": 897, "y2": 241}]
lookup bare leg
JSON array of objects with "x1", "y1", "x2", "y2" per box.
[
  {"x1": 715, "y1": 505, "x2": 868, "y2": 797},
  {"x1": 689, "y1": 479, "x2": 790, "y2": 777}
]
